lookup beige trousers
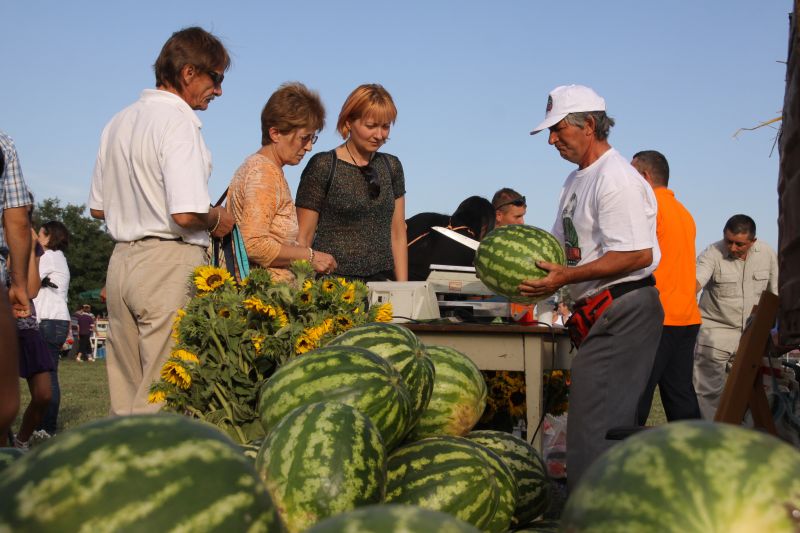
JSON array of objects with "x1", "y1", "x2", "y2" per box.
[
  {"x1": 105, "y1": 239, "x2": 205, "y2": 415},
  {"x1": 693, "y1": 344, "x2": 735, "y2": 420}
]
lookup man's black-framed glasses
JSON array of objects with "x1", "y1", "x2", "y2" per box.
[
  {"x1": 206, "y1": 69, "x2": 225, "y2": 87},
  {"x1": 360, "y1": 164, "x2": 380, "y2": 199},
  {"x1": 495, "y1": 196, "x2": 526, "y2": 210}
]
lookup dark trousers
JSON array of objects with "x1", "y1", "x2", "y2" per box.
[
  {"x1": 37, "y1": 319, "x2": 69, "y2": 435},
  {"x1": 637, "y1": 324, "x2": 702, "y2": 425}
]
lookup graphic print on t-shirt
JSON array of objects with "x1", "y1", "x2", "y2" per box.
[{"x1": 562, "y1": 193, "x2": 581, "y2": 266}]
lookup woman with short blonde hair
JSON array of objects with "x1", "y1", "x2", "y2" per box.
[{"x1": 296, "y1": 84, "x2": 407, "y2": 281}]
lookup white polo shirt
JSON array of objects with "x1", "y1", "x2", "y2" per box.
[{"x1": 89, "y1": 89, "x2": 213, "y2": 247}]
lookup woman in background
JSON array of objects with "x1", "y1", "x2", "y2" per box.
[
  {"x1": 406, "y1": 196, "x2": 495, "y2": 281},
  {"x1": 296, "y1": 84, "x2": 407, "y2": 281},
  {"x1": 33, "y1": 220, "x2": 70, "y2": 436},
  {"x1": 227, "y1": 82, "x2": 336, "y2": 282}
]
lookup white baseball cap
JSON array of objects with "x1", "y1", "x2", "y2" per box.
[{"x1": 530, "y1": 85, "x2": 606, "y2": 135}]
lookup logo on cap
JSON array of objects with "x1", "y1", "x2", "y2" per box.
[{"x1": 546, "y1": 95, "x2": 553, "y2": 112}]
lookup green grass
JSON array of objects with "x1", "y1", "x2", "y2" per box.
[
  {"x1": 14, "y1": 358, "x2": 110, "y2": 434},
  {"x1": 14, "y1": 358, "x2": 667, "y2": 436}
]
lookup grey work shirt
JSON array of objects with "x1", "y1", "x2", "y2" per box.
[{"x1": 696, "y1": 239, "x2": 778, "y2": 353}]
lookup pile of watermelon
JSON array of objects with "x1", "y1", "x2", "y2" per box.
[{"x1": 0, "y1": 322, "x2": 553, "y2": 533}]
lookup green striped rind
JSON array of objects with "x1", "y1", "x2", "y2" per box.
[
  {"x1": 562, "y1": 421, "x2": 800, "y2": 532},
  {"x1": 407, "y1": 345, "x2": 486, "y2": 440},
  {"x1": 466, "y1": 430, "x2": 551, "y2": 526},
  {"x1": 513, "y1": 519, "x2": 560, "y2": 532},
  {"x1": 0, "y1": 448, "x2": 24, "y2": 472},
  {"x1": 327, "y1": 323, "x2": 434, "y2": 426},
  {"x1": 258, "y1": 346, "x2": 413, "y2": 449},
  {"x1": 385, "y1": 436, "x2": 515, "y2": 531},
  {"x1": 255, "y1": 402, "x2": 386, "y2": 533},
  {"x1": 474, "y1": 225, "x2": 565, "y2": 304},
  {"x1": 465, "y1": 440, "x2": 518, "y2": 532},
  {"x1": 0, "y1": 414, "x2": 283, "y2": 532},
  {"x1": 305, "y1": 504, "x2": 481, "y2": 533}
]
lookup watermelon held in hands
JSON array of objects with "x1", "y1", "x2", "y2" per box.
[
  {"x1": 562, "y1": 421, "x2": 800, "y2": 532},
  {"x1": 304, "y1": 504, "x2": 482, "y2": 533},
  {"x1": 255, "y1": 402, "x2": 386, "y2": 533},
  {"x1": 407, "y1": 345, "x2": 486, "y2": 440},
  {"x1": 474, "y1": 224, "x2": 565, "y2": 304},
  {"x1": 258, "y1": 345, "x2": 413, "y2": 450},
  {"x1": 0, "y1": 414, "x2": 283, "y2": 532},
  {"x1": 326, "y1": 322, "x2": 435, "y2": 425}
]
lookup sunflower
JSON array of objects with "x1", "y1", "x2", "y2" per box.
[
  {"x1": 322, "y1": 280, "x2": 336, "y2": 292},
  {"x1": 147, "y1": 390, "x2": 166, "y2": 404},
  {"x1": 334, "y1": 315, "x2": 354, "y2": 330},
  {"x1": 375, "y1": 303, "x2": 393, "y2": 322},
  {"x1": 341, "y1": 287, "x2": 355, "y2": 304},
  {"x1": 252, "y1": 334, "x2": 265, "y2": 354},
  {"x1": 243, "y1": 297, "x2": 270, "y2": 314},
  {"x1": 508, "y1": 390, "x2": 526, "y2": 419},
  {"x1": 172, "y1": 349, "x2": 200, "y2": 364},
  {"x1": 299, "y1": 291, "x2": 313, "y2": 306},
  {"x1": 295, "y1": 334, "x2": 316, "y2": 355},
  {"x1": 161, "y1": 360, "x2": 192, "y2": 389},
  {"x1": 218, "y1": 307, "x2": 231, "y2": 318},
  {"x1": 171, "y1": 309, "x2": 186, "y2": 341},
  {"x1": 302, "y1": 279, "x2": 313, "y2": 291},
  {"x1": 194, "y1": 265, "x2": 232, "y2": 293}
]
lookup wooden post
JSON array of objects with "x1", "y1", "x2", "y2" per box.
[{"x1": 714, "y1": 291, "x2": 779, "y2": 435}]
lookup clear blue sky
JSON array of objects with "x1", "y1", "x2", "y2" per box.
[{"x1": 3, "y1": 0, "x2": 789, "y2": 252}]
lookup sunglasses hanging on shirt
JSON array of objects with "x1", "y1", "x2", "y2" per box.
[{"x1": 345, "y1": 141, "x2": 381, "y2": 200}]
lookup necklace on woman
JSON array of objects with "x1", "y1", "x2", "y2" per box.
[{"x1": 344, "y1": 141, "x2": 369, "y2": 167}]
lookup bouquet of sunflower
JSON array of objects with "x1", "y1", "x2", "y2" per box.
[
  {"x1": 149, "y1": 260, "x2": 392, "y2": 443},
  {"x1": 542, "y1": 369, "x2": 571, "y2": 416},
  {"x1": 480, "y1": 370, "x2": 527, "y2": 426}
]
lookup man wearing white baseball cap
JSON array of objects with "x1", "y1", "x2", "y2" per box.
[{"x1": 519, "y1": 85, "x2": 663, "y2": 488}]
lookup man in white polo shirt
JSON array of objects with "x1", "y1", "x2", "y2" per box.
[
  {"x1": 519, "y1": 85, "x2": 663, "y2": 488},
  {"x1": 89, "y1": 27, "x2": 234, "y2": 415}
]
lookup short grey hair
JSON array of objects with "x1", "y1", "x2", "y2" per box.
[{"x1": 564, "y1": 111, "x2": 616, "y2": 141}]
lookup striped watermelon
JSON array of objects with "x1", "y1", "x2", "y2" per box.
[
  {"x1": 0, "y1": 448, "x2": 24, "y2": 472},
  {"x1": 255, "y1": 402, "x2": 385, "y2": 533},
  {"x1": 258, "y1": 345, "x2": 413, "y2": 449},
  {"x1": 305, "y1": 504, "x2": 481, "y2": 533},
  {"x1": 385, "y1": 436, "x2": 517, "y2": 532},
  {"x1": 466, "y1": 430, "x2": 551, "y2": 526},
  {"x1": 0, "y1": 414, "x2": 283, "y2": 532},
  {"x1": 562, "y1": 421, "x2": 800, "y2": 532},
  {"x1": 327, "y1": 323, "x2": 434, "y2": 423},
  {"x1": 474, "y1": 225, "x2": 565, "y2": 303},
  {"x1": 407, "y1": 345, "x2": 486, "y2": 440}
]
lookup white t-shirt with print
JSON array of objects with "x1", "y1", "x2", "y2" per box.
[{"x1": 551, "y1": 148, "x2": 660, "y2": 301}]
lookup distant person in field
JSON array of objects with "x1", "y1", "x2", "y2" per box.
[
  {"x1": 694, "y1": 214, "x2": 778, "y2": 419},
  {"x1": 89, "y1": 27, "x2": 234, "y2": 415},
  {"x1": 631, "y1": 150, "x2": 702, "y2": 425},
  {"x1": 406, "y1": 196, "x2": 495, "y2": 281},
  {"x1": 33, "y1": 220, "x2": 71, "y2": 436},
  {"x1": 0, "y1": 130, "x2": 33, "y2": 445},
  {"x1": 74, "y1": 304, "x2": 95, "y2": 362},
  {"x1": 519, "y1": 84, "x2": 662, "y2": 489},
  {"x1": 492, "y1": 188, "x2": 527, "y2": 227}
]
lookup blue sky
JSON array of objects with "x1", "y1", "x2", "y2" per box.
[{"x1": 3, "y1": 1, "x2": 789, "y2": 252}]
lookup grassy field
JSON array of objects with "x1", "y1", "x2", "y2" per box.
[
  {"x1": 14, "y1": 358, "x2": 110, "y2": 434},
  {"x1": 13, "y1": 358, "x2": 667, "y2": 435}
]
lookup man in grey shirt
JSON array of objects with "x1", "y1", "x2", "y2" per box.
[{"x1": 694, "y1": 214, "x2": 779, "y2": 419}]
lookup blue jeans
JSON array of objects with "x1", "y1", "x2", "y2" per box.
[{"x1": 37, "y1": 319, "x2": 69, "y2": 434}]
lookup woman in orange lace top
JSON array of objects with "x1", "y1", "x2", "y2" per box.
[{"x1": 227, "y1": 82, "x2": 336, "y2": 282}]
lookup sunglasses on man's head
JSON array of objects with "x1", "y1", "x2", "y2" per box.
[
  {"x1": 359, "y1": 164, "x2": 380, "y2": 200},
  {"x1": 495, "y1": 196, "x2": 526, "y2": 210}
]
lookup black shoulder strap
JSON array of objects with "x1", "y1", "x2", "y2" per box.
[
  {"x1": 324, "y1": 149, "x2": 338, "y2": 196},
  {"x1": 0, "y1": 146, "x2": 5, "y2": 177}
]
